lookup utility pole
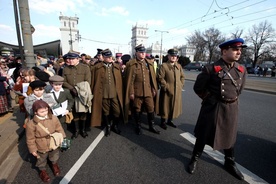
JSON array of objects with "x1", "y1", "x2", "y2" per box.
[
  {"x1": 69, "y1": 17, "x2": 73, "y2": 51},
  {"x1": 155, "y1": 30, "x2": 169, "y2": 64},
  {"x1": 18, "y1": 0, "x2": 35, "y2": 68},
  {"x1": 13, "y1": 0, "x2": 24, "y2": 66}
]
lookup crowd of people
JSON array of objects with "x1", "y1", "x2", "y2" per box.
[{"x1": 0, "y1": 38, "x2": 248, "y2": 182}]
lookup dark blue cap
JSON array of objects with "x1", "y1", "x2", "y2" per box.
[
  {"x1": 101, "y1": 49, "x2": 113, "y2": 57},
  {"x1": 67, "y1": 51, "x2": 80, "y2": 59},
  {"x1": 97, "y1": 48, "x2": 103, "y2": 55},
  {"x1": 62, "y1": 54, "x2": 68, "y2": 60},
  {"x1": 167, "y1": 48, "x2": 178, "y2": 56},
  {"x1": 135, "y1": 44, "x2": 146, "y2": 52},
  {"x1": 219, "y1": 38, "x2": 247, "y2": 49}
]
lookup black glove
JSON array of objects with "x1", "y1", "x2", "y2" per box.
[{"x1": 70, "y1": 88, "x2": 78, "y2": 97}]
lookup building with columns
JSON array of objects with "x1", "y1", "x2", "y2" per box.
[{"x1": 59, "y1": 13, "x2": 80, "y2": 55}]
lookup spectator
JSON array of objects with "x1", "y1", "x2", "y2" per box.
[
  {"x1": 263, "y1": 65, "x2": 268, "y2": 77},
  {"x1": 0, "y1": 61, "x2": 9, "y2": 116}
]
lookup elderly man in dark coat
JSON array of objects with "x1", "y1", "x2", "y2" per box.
[
  {"x1": 90, "y1": 49, "x2": 124, "y2": 136},
  {"x1": 124, "y1": 44, "x2": 160, "y2": 135},
  {"x1": 187, "y1": 38, "x2": 247, "y2": 180},
  {"x1": 157, "y1": 48, "x2": 185, "y2": 129}
]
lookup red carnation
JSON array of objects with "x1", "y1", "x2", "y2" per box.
[{"x1": 214, "y1": 65, "x2": 222, "y2": 73}]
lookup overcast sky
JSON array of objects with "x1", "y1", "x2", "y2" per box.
[{"x1": 0, "y1": 0, "x2": 276, "y2": 56}]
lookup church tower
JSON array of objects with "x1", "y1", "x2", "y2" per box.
[
  {"x1": 131, "y1": 24, "x2": 148, "y2": 55},
  {"x1": 59, "y1": 13, "x2": 80, "y2": 54}
]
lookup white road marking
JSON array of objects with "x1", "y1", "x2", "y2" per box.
[
  {"x1": 180, "y1": 132, "x2": 269, "y2": 184},
  {"x1": 60, "y1": 130, "x2": 105, "y2": 184}
]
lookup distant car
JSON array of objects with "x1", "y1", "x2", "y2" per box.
[{"x1": 184, "y1": 63, "x2": 202, "y2": 71}]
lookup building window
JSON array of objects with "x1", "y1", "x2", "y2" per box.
[
  {"x1": 64, "y1": 21, "x2": 66, "y2": 27},
  {"x1": 72, "y1": 22, "x2": 75, "y2": 28}
]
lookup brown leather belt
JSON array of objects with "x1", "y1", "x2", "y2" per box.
[{"x1": 220, "y1": 97, "x2": 238, "y2": 104}]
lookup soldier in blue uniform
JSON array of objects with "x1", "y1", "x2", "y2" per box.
[{"x1": 188, "y1": 38, "x2": 247, "y2": 180}]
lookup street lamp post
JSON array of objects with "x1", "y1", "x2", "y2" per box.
[{"x1": 155, "y1": 30, "x2": 169, "y2": 64}]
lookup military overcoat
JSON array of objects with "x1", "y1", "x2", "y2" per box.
[
  {"x1": 157, "y1": 62, "x2": 185, "y2": 119},
  {"x1": 193, "y1": 59, "x2": 246, "y2": 150},
  {"x1": 124, "y1": 58, "x2": 159, "y2": 123},
  {"x1": 62, "y1": 63, "x2": 91, "y2": 90},
  {"x1": 90, "y1": 63, "x2": 124, "y2": 126}
]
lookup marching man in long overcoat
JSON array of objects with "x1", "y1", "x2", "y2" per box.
[
  {"x1": 124, "y1": 44, "x2": 160, "y2": 135},
  {"x1": 157, "y1": 48, "x2": 185, "y2": 129},
  {"x1": 90, "y1": 49, "x2": 124, "y2": 136},
  {"x1": 187, "y1": 38, "x2": 247, "y2": 180}
]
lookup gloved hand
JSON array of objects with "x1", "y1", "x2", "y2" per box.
[{"x1": 70, "y1": 88, "x2": 78, "y2": 97}]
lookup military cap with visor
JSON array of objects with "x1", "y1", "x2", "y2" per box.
[
  {"x1": 115, "y1": 53, "x2": 122, "y2": 58},
  {"x1": 219, "y1": 38, "x2": 247, "y2": 49},
  {"x1": 135, "y1": 44, "x2": 146, "y2": 52},
  {"x1": 97, "y1": 48, "x2": 103, "y2": 55},
  {"x1": 67, "y1": 51, "x2": 80, "y2": 58},
  {"x1": 167, "y1": 48, "x2": 178, "y2": 56},
  {"x1": 101, "y1": 49, "x2": 113, "y2": 57}
]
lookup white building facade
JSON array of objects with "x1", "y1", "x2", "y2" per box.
[
  {"x1": 131, "y1": 24, "x2": 148, "y2": 56},
  {"x1": 179, "y1": 45, "x2": 196, "y2": 62},
  {"x1": 59, "y1": 14, "x2": 80, "y2": 55}
]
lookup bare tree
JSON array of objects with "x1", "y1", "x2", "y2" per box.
[
  {"x1": 246, "y1": 20, "x2": 276, "y2": 67},
  {"x1": 186, "y1": 30, "x2": 206, "y2": 62},
  {"x1": 202, "y1": 27, "x2": 225, "y2": 63},
  {"x1": 231, "y1": 28, "x2": 244, "y2": 39}
]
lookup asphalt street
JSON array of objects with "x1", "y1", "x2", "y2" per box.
[{"x1": 9, "y1": 78, "x2": 276, "y2": 184}]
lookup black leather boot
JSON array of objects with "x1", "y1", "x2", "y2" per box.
[
  {"x1": 71, "y1": 121, "x2": 79, "y2": 139},
  {"x1": 188, "y1": 139, "x2": 204, "y2": 174},
  {"x1": 148, "y1": 113, "x2": 160, "y2": 134},
  {"x1": 103, "y1": 115, "x2": 111, "y2": 137},
  {"x1": 134, "y1": 112, "x2": 142, "y2": 135},
  {"x1": 160, "y1": 118, "x2": 167, "y2": 130},
  {"x1": 167, "y1": 118, "x2": 177, "y2": 128},
  {"x1": 111, "y1": 117, "x2": 121, "y2": 134},
  {"x1": 80, "y1": 120, "x2": 88, "y2": 138},
  {"x1": 224, "y1": 148, "x2": 244, "y2": 180}
]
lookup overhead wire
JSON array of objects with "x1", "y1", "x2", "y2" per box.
[
  {"x1": 160, "y1": 0, "x2": 273, "y2": 45},
  {"x1": 168, "y1": 0, "x2": 248, "y2": 30}
]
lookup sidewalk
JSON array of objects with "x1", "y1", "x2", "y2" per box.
[{"x1": 0, "y1": 72, "x2": 275, "y2": 183}]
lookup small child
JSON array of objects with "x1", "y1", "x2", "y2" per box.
[
  {"x1": 24, "y1": 80, "x2": 57, "y2": 118},
  {"x1": 47, "y1": 75, "x2": 74, "y2": 125},
  {"x1": 25, "y1": 100, "x2": 66, "y2": 182}
]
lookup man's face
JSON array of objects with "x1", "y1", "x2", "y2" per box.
[
  {"x1": 68, "y1": 58, "x2": 79, "y2": 66},
  {"x1": 168, "y1": 55, "x2": 178, "y2": 63},
  {"x1": 116, "y1": 57, "x2": 122, "y2": 63},
  {"x1": 103, "y1": 56, "x2": 112, "y2": 63},
  {"x1": 223, "y1": 47, "x2": 242, "y2": 62},
  {"x1": 97, "y1": 54, "x2": 103, "y2": 61},
  {"x1": 136, "y1": 52, "x2": 146, "y2": 60}
]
